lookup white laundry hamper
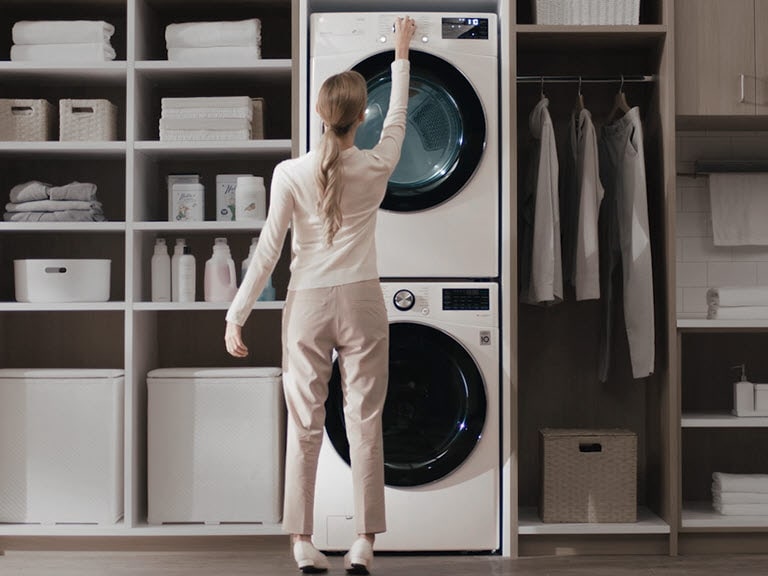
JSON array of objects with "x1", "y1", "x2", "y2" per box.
[
  {"x1": 147, "y1": 367, "x2": 284, "y2": 525},
  {"x1": 0, "y1": 369, "x2": 125, "y2": 524}
]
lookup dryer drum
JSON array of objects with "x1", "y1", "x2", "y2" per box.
[
  {"x1": 352, "y1": 49, "x2": 486, "y2": 212},
  {"x1": 324, "y1": 322, "x2": 487, "y2": 487}
]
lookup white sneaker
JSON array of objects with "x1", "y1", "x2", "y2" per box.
[
  {"x1": 292, "y1": 540, "x2": 330, "y2": 574},
  {"x1": 343, "y1": 537, "x2": 373, "y2": 575}
]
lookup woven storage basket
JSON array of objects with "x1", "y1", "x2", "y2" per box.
[
  {"x1": 251, "y1": 97, "x2": 265, "y2": 139},
  {"x1": 59, "y1": 99, "x2": 117, "y2": 141},
  {"x1": 539, "y1": 428, "x2": 637, "y2": 523},
  {"x1": 0, "y1": 99, "x2": 54, "y2": 141},
  {"x1": 532, "y1": 0, "x2": 640, "y2": 25}
]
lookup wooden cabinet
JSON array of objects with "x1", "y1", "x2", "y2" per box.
[{"x1": 675, "y1": 0, "x2": 756, "y2": 116}]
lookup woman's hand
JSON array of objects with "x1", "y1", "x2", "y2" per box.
[
  {"x1": 225, "y1": 321, "x2": 249, "y2": 358},
  {"x1": 394, "y1": 16, "x2": 416, "y2": 60}
]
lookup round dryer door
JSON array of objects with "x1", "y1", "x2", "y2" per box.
[
  {"x1": 324, "y1": 322, "x2": 487, "y2": 487},
  {"x1": 352, "y1": 49, "x2": 486, "y2": 212}
]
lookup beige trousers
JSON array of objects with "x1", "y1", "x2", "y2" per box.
[{"x1": 281, "y1": 279, "x2": 388, "y2": 535}]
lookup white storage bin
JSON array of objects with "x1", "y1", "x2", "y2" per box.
[
  {"x1": 147, "y1": 367, "x2": 285, "y2": 525},
  {"x1": 59, "y1": 99, "x2": 118, "y2": 141},
  {"x1": 0, "y1": 369, "x2": 124, "y2": 524},
  {"x1": 532, "y1": 0, "x2": 641, "y2": 25},
  {"x1": 14, "y1": 259, "x2": 111, "y2": 303},
  {"x1": 0, "y1": 99, "x2": 54, "y2": 141}
]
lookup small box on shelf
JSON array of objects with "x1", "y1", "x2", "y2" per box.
[
  {"x1": 0, "y1": 99, "x2": 55, "y2": 141},
  {"x1": 59, "y1": 99, "x2": 118, "y2": 142}
]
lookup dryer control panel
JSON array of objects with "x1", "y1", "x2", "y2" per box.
[
  {"x1": 441, "y1": 17, "x2": 489, "y2": 40},
  {"x1": 381, "y1": 282, "x2": 498, "y2": 327}
]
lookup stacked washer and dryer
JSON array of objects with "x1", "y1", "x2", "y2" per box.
[{"x1": 308, "y1": 12, "x2": 500, "y2": 551}]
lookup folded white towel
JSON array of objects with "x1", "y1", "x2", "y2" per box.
[
  {"x1": 712, "y1": 490, "x2": 768, "y2": 504},
  {"x1": 167, "y1": 45, "x2": 261, "y2": 63},
  {"x1": 707, "y1": 286, "x2": 768, "y2": 308},
  {"x1": 4, "y1": 210, "x2": 105, "y2": 222},
  {"x1": 49, "y1": 181, "x2": 98, "y2": 202},
  {"x1": 9, "y1": 181, "x2": 51, "y2": 204},
  {"x1": 161, "y1": 96, "x2": 252, "y2": 110},
  {"x1": 710, "y1": 173, "x2": 768, "y2": 246},
  {"x1": 159, "y1": 118, "x2": 251, "y2": 131},
  {"x1": 159, "y1": 129, "x2": 251, "y2": 142},
  {"x1": 165, "y1": 19, "x2": 261, "y2": 48},
  {"x1": 13, "y1": 20, "x2": 115, "y2": 45},
  {"x1": 707, "y1": 305, "x2": 768, "y2": 320},
  {"x1": 714, "y1": 502, "x2": 768, "y2": 515},
  {"x1": 713, "y1": 472, "x2": 768, "y2": 494},
  {"x1": 11, "y1": 43, "x2": 116, "y2": 62},
  {"x1": 5, "y1": 200, "x2": 103, "y2": 213},
  {"x1": 161, "y1": 107, "x2": 253, "y2": 120}
]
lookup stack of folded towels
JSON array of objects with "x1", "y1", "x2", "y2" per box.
[
  {"x1": 4, "y1": 181, "x2": 105, "y2": 222},
  {"x1": 165, "y1": 18, "x2": 261, "y2": 64},
  {"x1": 713, "y1": 472, "x2": 768, "y2": 515},
  {"x1": 707, "y1": 286, "x2": 768, "y2": 319},
  {"x1": 160, "y1": 96, "x2": 254, "y2": 142},
  {"x1": 10, "y1": 20, "x2": 116, "y2": 63}
]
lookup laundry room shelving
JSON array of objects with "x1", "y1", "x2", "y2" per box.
[
  {"x1": 512, "y1": 0, "x2": 678, "y2": 558},
  {"x1": 0, "y1": 0, "x2": 294, "y2": 542}
]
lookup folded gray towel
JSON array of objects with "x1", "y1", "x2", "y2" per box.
[
  {"x1": 9, "y1": 181, "x2": 51, "y2": 203},
  {"x1": 49, "y1": 181, "x2": 98, "y2": 201},
  {"x1": 4, "y1": 210, "x2": 106, "y2": 222},
  {"x1": 5, "y1": 199, "x2": 103, "y2": 213}
]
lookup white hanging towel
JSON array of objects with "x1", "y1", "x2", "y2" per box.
[
  {"x1": 523, "y1": 98, "x2": 562, "y2": 304},
  {"x1": 165, "y1": 19, "x2": 262, "y2": 49},
  {"x1": 12, "y1": 20, "x2": 115, "y2": 45},
  {"x1": 707, "y1": 286, "x2": 768, "y2": 308},
  {"x1": 710, "y1": 172, "x2": 768, "y2": 245},
  {"x1": 10, "y1": 43, "x2": 116, "y2": 62}
]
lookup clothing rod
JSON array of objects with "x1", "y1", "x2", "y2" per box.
[
  {"x1": 677, "y1": 160, "x2": 768, "y2": 177},
  {"x1": 516, "y1": 74, "x2": 656, "y2": 84}
]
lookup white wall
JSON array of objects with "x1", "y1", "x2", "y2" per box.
[{"x1": 676, "y1": 131, "x2": 768, "y2": 317}]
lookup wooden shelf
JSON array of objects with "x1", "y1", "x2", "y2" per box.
[
  {"x1": 517, "y1": 507, "x2": 670, "y2": 535},
  {"x1": 134, "y1": 140, "x2": 292, "y2": 158},
  {"x1": 682, "y1": 412, "x2": 768, "y2": 428},
  {"x1": 135, "y1": 59, "x2": 291, "y2": 79},
  {"x1": 133, "y1": 221, "x2": 266, "y2": 233},
  {"x1": 516, "y1": 25, "x2": 666, "y2": 50},
  {"x1": 0, "y1": 61, "x2": 127, "y2": 83},
  {"x1": 0, "y1": 222, "x2": 126, "y2": 233},
  {"x1": 682, "y1": 502, "x2": 768, "y2": 531},
  {"x1": 0, "y1": 142, "x2": 126, "y2": 157},
  {"x1": 678, "y1": 318, "x2": 768, "y2": 331}
]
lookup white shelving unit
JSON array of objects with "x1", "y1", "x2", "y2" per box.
[
  {"x1": 682, "y1": 502, "x2": 768, "y2": 530},
  {"x1": 517, "y1": 507, "x2": 670, "y2": 535},
  {"x1": 682, "y1": 413, "x2": 768, "y2": 427},
  {"x1": 0, "y1": 0, "x2": 292, "y2": 537}
]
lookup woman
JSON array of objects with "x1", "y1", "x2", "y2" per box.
[{"x1": 225, "y1": 16, "x2": 416, "y2": 574}]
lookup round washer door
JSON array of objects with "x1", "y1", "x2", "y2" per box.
[
  {"x1": 352, "y1": 49, "x2": 486, "y2": 212},
  {"x1": 324, "y1": 322, "x2": 487, "y2": 487}
]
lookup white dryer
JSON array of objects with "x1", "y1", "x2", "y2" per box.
[
  {"x1": 309, "y1": 13, "x2": 498, "y2": 278},
  {"x1": 314, "y1": 282, "x2": 499, "y2": 551}
]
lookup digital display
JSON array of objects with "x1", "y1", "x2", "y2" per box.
[
  {"x1": 441, "y1": 17, "x2": 489, "y2": 40},
  {"x1": 442, "y1": 288, "x2": 490, "y2": 311}
]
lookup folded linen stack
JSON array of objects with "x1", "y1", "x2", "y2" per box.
[
  {"x1": 160, "y1": 97, "x2": 253, "y2": 142},
  {"x1": 706, "y1": 286, "x2": 768, "y2": 319},
  {"x1": 10, "y1": 20, "x2": 116, "y2": 63},
  {"x1": 4, "y1": 180, "x2": 105, "y2": 222},
  {"x1": 713, "y1": 472, "x2": 768, "y2": 515},
  {"x1": 165, "y1": 19, "x2": 261, "y2": 64}
]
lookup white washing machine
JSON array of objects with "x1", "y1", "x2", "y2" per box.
[
  {"x1": 309, "y1": 13, "x2": 499, "y2": 278},
  {"x1": 314, "y1": 282, "x2": 499, "y2": 551}
]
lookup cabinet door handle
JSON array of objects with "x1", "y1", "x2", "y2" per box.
[{"x1": 740, "y1": 74, "x2": 746, "y2": 103}]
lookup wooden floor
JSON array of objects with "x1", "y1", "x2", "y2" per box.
[{"x1": 2, "y1": 548, "x2": 768, "y2": 575}]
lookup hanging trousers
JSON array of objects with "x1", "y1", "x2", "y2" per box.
[{"x1": 281, "y1": 278, "x2": 389, "y2": 535}]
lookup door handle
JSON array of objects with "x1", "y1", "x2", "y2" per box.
[{"x1": 740, "y1": 73, "x2": 746, "y2": 103}]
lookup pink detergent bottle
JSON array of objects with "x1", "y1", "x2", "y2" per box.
[{"x1": 204, "y1": 237, "x2": 237, "y2": 302}]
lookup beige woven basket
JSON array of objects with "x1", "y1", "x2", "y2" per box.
[
  {"x1": 539, "y1": 428, "x2": 637, "y2": 523},
  {"x1": 251, "y1": 97, "x2": 265, "y2": 139},
  {"x1": 59, "y1": 99, "x2": 117, "y2": 141},
  {"x1": 0, "y1": 99, "x2": 54, "y2": 141},
  {"x1": 532, "y1": 0, "x2": 640, "y2": 25}
]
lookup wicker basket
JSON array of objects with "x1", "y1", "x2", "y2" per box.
[
  {"x1": 251, "y1": 97, "x2": 265, "y2": 139},
  {"x1": 0, "y1": 99, "x2": 54, "y2": 141},
  {"x1": 539, "y1": 428, "x2": 637, "y2": 523},
  {"x1": 532, "y1": 0, "x2": 641, "y2": 25},
  {"x1": 59, "y1": 99, "x2": 118, "y2": 141}
]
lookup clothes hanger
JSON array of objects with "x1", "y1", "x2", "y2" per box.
[
  {"x1": 574, "y1": 76, "x2": 585, "y2": 112},
  {"x1": 607, "y1": 74, "x2": 631, "y2": 123},
  {"x1": 540, "y1": 76, "x2": 546, "y2": 101}
]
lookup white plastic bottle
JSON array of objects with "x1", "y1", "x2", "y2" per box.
[
  {"x1": 240, "y1": 237, "x2": 275, "y2": 301},
  {"x1": 177, "y1": 245, "x2": 196, "y2": 303},
  {"x1": 235, "y1": 176, "x2": 266, "y2": 221},
  {"x1": 204, "y1": 237, "x2": 237, "y2": 302},
  {"x1": 171, "y1": 238, "x2": 186, "y2": 302},
  {"x1": 151, "y1": 238, "x2": 171, "y2": 302}
]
